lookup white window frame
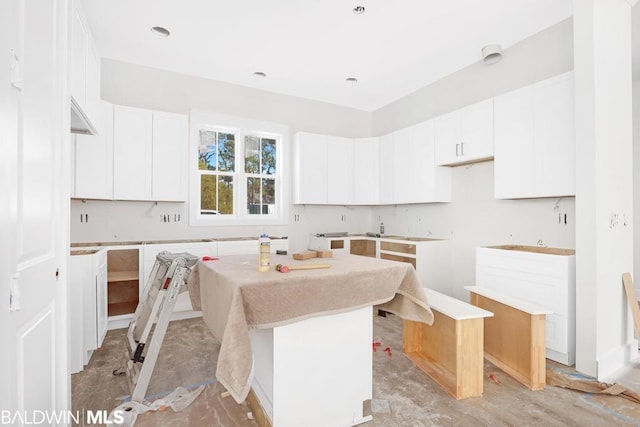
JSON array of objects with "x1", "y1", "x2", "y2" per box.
[{"x1": 189, "y1": 110, "x2": 289, "y2": 226}]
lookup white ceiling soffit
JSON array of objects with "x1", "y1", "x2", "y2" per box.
[{"x1": 82, "y1": 0, "x2": 573, "y2": 112}]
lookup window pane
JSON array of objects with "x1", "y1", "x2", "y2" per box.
[
  {"x1": 200, "y1": 174, "x2": 217, "y2": 213},
  {"x1": 263, "y1": 178, "x2": 275, "y2": 214},
  {"x1": 218, "y1": 133, "x2": 235, "y2": 172},
  {"x1": 245, "y1": 135, "x2": 260, "y2": 174},
  {"x1": 218, "y1": 176, "x2": 234, "y2": 214},
  {"x1": 262, "y1": 138, "x2": 277, "y2": 175},
  {"x1": 247, "y1": 177, "x2": 261, "y2": 214},
  {"x1": 198, "y1": 130, "x2": 217, "y2": 171}
]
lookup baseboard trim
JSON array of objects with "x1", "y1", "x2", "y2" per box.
[{"x1": 247, "y1": 388, "x2": 272, "y2": 427}]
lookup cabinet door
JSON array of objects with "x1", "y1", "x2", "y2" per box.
[
  {"x1": 152, "y1": 111, "x2": 188, "y2": 201},
  {"x1": 84, "y1": 41, "x2": 101, "y2": 132},
  {"x1": 293, "y1": 132, "x2": 327, "y2": 204},
  {"x1": 95, "y1": 250, "x2": 108, "y2": 347},
  {"x1": 326, "y1": 136, "x2": 353, "y2": 205},
  {"x1": 434, "y1": 111, "x2": 459, "y2": 166},
  {"x1": 113, "y1": 106, "x2": 153, "y2": 200},
  {"x1": 75, "y1": 101, "x2": 114, "y2": 199},
  {"x1": 494, "y1": 86, "x2": 535, "y2": 199},
  {"x1": 459, "y1": 98, "x2": 494, "y2": 162},
  {"x1": 70, "y1": 5, "x2": 87, "y2": 109},
  {"x1": 392, "y1": 128, "x2": 413, "y2": 204},
  {"x1": 378, "y1": 133, "x2": 394, "y2": 204},
  {"x1": 353, "y1": 137, "x2": 379, "y2": 205},
  {"x1": 533, "y1": 72, "x2": 575, "y2": 197},
  {"x1": 410, "y1": 120, "x2": 450, "y2": 202}
]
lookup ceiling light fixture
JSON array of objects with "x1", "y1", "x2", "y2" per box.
[
  {"x1": 345, "y1": 77, "x2": 358, "y2": 84},
  {"x1": 150, "y1": 26, "x2": 170, "y2": 37},
  {"x1": 353, "y1": 6, "x2": 365, "y2": 14},
  {"x1": 481, "y1": 44, "x2": 503, "y2": 65},
  {"x1": 253, "y1": 71, "x2": 267, "y2": 78}
]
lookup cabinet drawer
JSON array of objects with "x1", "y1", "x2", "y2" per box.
[
  {"x1": 380, "y1": 241, "x2": 416, "y2": 255},
  {"x1": 380, "y1": 253, "x2": 416, "y2": 269},
  {"x1": 350, "y1": 239, "x2": 375, "y2": 257}
]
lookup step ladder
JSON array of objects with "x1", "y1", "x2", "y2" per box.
[{"x1": 123, "y1": 251, "x2": 199, "y2": 402}]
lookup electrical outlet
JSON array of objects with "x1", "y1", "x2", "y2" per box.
[
  {"x1": 293, "y1": 213, "x2": 302, "y2": 222},
  {"x1": 79, "y1": 213, "x2": 88, "y2": 223},
  {"x1": 557, "y1": 212, "x2": 569, "y2": 226}
]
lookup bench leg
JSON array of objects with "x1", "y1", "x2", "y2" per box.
[{"x1": 470, "y1": 293, "x2": 546, "y2": 391}]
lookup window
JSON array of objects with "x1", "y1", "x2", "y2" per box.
[
  {"x1": 190, "y1": 111, "x2": 288, "y2": 225},
  {"x1": 245, "y1": 135, "x2": 277, "y2": 215},
  {"x1": 198, "y1": 130, "x2": 235, "y2": 215}
]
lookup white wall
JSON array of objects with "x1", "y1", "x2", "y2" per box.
[
  {"x1": 372, "y1": 162, "x2": 575, "y2": 300},
  {"x1": 372, "y1": 18, "x2": 574, "y2": 134}
]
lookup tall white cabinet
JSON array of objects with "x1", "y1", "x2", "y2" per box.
[{"x1": 494, "y1": 72, "x2": 575, "y2": 199}]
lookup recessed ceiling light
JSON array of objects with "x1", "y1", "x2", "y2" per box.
[
  {"x1": 150, "y1": 26, "x2": 170, "y2": 37},
  {"x1": 345, "y1": 77, "x2": 358, "y2": 84},
  {"x1": 253, "y1": 71, "x2": 267, "y2": 78},
  {"x1": 353, "y1": 6, "x2": 365, "y2": 14}
]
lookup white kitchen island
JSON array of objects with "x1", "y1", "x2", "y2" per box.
[{"x1": 195, "y1": 253, "x2": 433, "y2": 427}]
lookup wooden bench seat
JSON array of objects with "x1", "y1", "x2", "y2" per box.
[
  {"x1": 465, "y1": 286, "x2": 552, "y2": 391},
  {"x1": 403, "y1": 289, "x2": 493, "y2": 399}
]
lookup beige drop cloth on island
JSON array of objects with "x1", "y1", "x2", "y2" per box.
[{"x1": 187, "y1": 253, "x2": 434, "y2": 403}]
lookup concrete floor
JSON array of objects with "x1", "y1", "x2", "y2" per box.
[{"x1": 72, "y1": 314, "x2": 640, "y2": 426}]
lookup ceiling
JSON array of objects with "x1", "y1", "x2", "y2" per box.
[{"x1": 83, "y1": 0, "x2": 575, "y2": 112}]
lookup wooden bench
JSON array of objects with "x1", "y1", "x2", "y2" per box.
[
  {"x1": 403, "y1": 289, "x2": 494, "y2": 399},
  {"x1": 465, "y1": 286, "x2": 552, "y2": 391}
]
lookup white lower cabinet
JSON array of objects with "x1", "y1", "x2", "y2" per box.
[
  {"x1": 309, "y1": 236, "x2": 452, "y2": 294},
  {"x1": 70, "y1": 248, "x2": 107, "y2": 373},
  {"x1": 475, "y1": 245, "x2": 576, "y2": 365},
  {"x1": 378, "y1": 238, "x2": 452, "y2": 295}
]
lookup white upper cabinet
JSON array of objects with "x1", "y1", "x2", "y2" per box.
[
  {"x1": 494, "y1": 72, "x2": 575, "y2": 199},
  {"x1": 410, "y1": 120, "x2": 451, "y2": 203},
  {"x1": 74, "y1": 101, "x2": 114, "y2": 199},
  {"x1": 151, "y1": 111, "x2": 188, "y2": 201},
  {"x1": 113, "y1": 106, "x2": 153, "y2": 200},
  {"x1": 70, "y1": 0, "x2": 100, "y2": 135},
  {"x1": 377, "y1": 133, "x2": 394, "y2": 205},
  {"x1": 327, "y1": 136, "x2": 354, "y2": 205},
  {"x1": 392, "y1": 127, "x2": 413, "y2": 204},
  {"x1": 293, "y1": 132, "x2": 328, "y2": 204},
  {"x1": 434, "y1": 98, "x2": 494, "y2": 166},
  {"x1": 391, "y1": 120, "x2": 451, "y2": 204},
  {"x1": 353, "y1": 137, "x2": 380, "y2": 205},
  {"x1": 113, "y1": 106, "x2": 188, "y2": 201}
]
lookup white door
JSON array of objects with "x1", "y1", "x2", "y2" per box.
[{"x1": 0, "y1": 0, "x2": 70, "y2": 419}]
